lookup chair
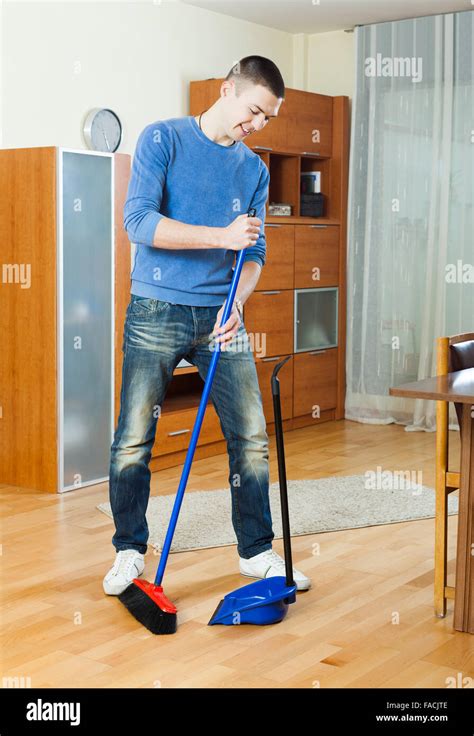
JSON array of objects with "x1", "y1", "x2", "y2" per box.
[{"x1": 435, "y1": 332, "x2": 474, "y2": 617}]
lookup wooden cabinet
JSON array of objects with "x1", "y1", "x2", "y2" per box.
[
  {"x1": 0, "y1": 147, "x2": 131, "y2": 493},
  {"x1": 255, "y1": 356, "x2": 293, "y2": 423},
  {"x1": 295, "y1": 225, "x2": 340, "y2": 288},
  {"x1": 257, "y1": 224, "x2": 294, "y2": 290},
  {"x1": 153, "y1": 403, "x2": 223, "y2": 457},
  {"x1": 243, "y1": 290, "x2": 294, "y2": 358},
  {"x1": 284, "y1": 89, "x2": 333, "y2": 156},
  {"x1": 293, "y1": 349, "x2": 338, "y2": 418}
]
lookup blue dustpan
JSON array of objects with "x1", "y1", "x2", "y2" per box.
[
  {"x1": 208, "y1": 356, "x2": 298, "y2": 627},
  {"x1": 208, "y1": 576, "x2": 297, "y2": 625}
]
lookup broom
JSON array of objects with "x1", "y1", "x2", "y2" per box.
[{"x1": 118, "y1": 209, "x2": 257, "y2": 634}]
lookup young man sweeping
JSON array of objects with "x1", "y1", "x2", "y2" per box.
[{"x1": 104, "y1": 55, "x2": 311, "y2": 596}]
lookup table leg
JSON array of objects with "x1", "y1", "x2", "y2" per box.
[{"x1": 453, "y1": 404, "x2": 474, "y2": 633}]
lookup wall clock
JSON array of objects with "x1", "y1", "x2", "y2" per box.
[{"x1": 83, "y1": 108, "x2": 122, "y2": 152}]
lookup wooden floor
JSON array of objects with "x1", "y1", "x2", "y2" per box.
[{"x1": 1, "y1": 419, "x2": 473, "y2": 689}]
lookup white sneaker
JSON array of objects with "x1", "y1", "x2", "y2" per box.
[
  {"x1": 103, "y1": 549, "x2": 146, "y2": 595},
  {"x1": 239, "y1": 548, "x2": 311, "y2": 591}
]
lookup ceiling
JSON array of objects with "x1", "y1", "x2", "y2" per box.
[{"x1": 180, "y1": 0, "x2": 469, "y2": 34}]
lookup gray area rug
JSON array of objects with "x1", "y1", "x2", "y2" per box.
[{"x1": 97, "y1": 474, "x2": 458, "y2": 554}]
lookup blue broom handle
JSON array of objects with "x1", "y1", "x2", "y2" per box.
[{"x1": 155, "y1": 212, "x2": 256, "y2": 585}]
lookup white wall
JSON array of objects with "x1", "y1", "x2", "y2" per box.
[
  {"x1": 1, "y1": 3, "x2": 355, "y2": 154},
  {"x1": 307, "y1": 30, "x2": 355, "y2": 99},
  {"x1": 1, "y1": 1, "x2": 293, "y2": 153}
]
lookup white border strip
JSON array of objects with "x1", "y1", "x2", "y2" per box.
[
  {"x1": 57, "y1": 147, "x2": 114, "y2": 493},
  {"x1": 56, "y1": 147, "x2": 64, "y2": 493}
]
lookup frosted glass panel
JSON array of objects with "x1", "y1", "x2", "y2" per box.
[
  {"x1": 61, "y1": 151, "x2": 113, "y2": 489},
  {"x1": 295, "y1": 288, "x2": 338, "y2": 352}
]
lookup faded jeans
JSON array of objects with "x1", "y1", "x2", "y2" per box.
[{"x1": 109, "y1": 294, "x2": 275, "y2": 559}]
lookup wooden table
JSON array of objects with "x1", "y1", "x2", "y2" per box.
[{"x1": 390, "y1": 368, "x2": 474, "y2": 634}]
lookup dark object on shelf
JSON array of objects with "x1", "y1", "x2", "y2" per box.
[
  {"x1": 301, "y1": 171, "x2": 321, "y2": 194},
  {"x1": 300, "y1": 193, "x2": 325, "y2": 217}
]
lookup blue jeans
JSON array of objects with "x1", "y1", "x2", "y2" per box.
[{"x1": 109, "y1": 294, "x2": 274, "y2": 559}]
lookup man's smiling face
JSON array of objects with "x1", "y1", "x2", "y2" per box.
[{"x1": 221, "y1": 79, "x2": 283, "y2": 142}]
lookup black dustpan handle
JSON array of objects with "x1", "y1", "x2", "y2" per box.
[{"x1": 271, "y1": 356, "x2": 294, "y2": 587}]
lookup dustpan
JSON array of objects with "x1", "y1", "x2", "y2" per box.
[
  {"x1": 208, "y1": 355, "x2": 297, "y2": 626},
  {"x1": 208, "y1": 576, "x2": 296, "y2": 625}
]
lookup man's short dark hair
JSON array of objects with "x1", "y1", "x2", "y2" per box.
[{"x1": 225, "y1": 56, "x2": 285, "y2": 100}]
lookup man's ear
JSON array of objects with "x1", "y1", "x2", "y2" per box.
[{"x1": 221, "y1": 79, "x2": 234, "y2": 99}]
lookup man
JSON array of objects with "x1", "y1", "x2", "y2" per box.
[{"x1": 103, "y1": 55, "x2": 311, "y2": 595}]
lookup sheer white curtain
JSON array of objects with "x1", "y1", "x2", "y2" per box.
[{"x1": 346, "y1": 11, "x2": 474, "y2": 432}]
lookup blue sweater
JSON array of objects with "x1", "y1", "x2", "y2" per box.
[{"x1": 123, "y1": 115, "x2": 270, "y2": 306}]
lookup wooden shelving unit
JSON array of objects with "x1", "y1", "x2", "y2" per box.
[{"x1": 147, "y1": 80, "x2": 349, "y2": 473}]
